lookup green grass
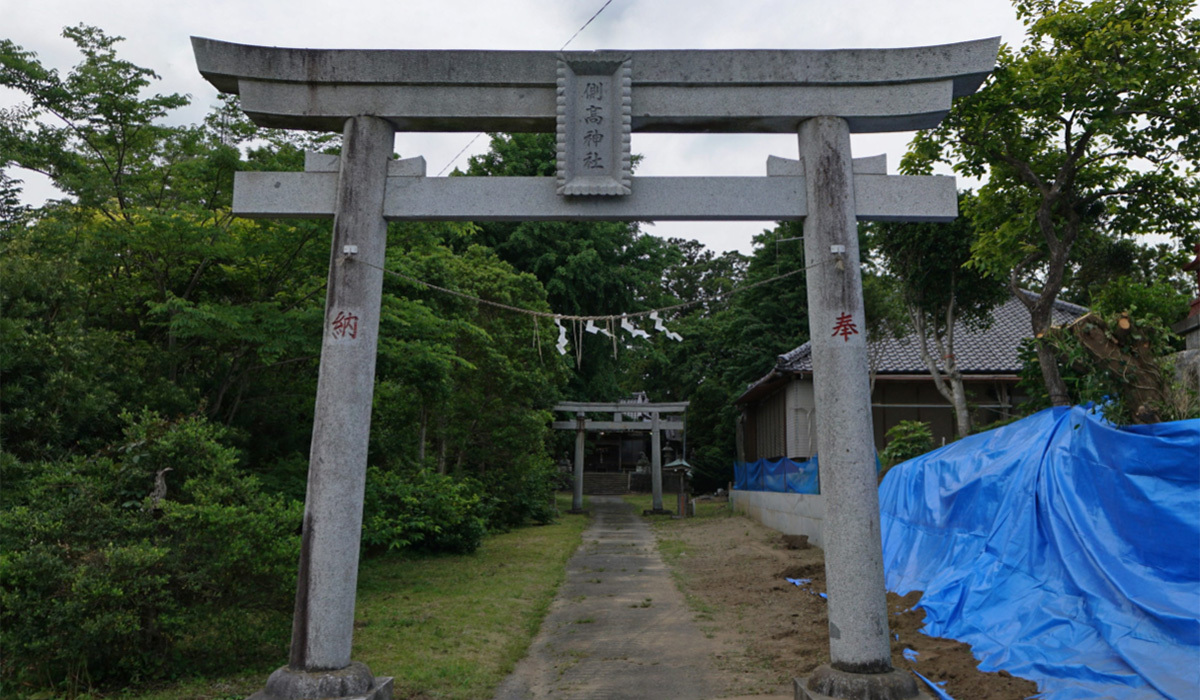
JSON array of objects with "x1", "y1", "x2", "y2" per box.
[
  {"x1": 621, "y1": 492, "x2": 731, "y2": 521},
  {"x1": 114, "y1": 494, "x2": 589, "y2": 700}
]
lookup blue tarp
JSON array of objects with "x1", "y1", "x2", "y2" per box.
[
  {"x1": 880, "y1": 406, "x2": 1200, "y2": 700},
  {"x1": 734, "y1": 456, "x2": 820, "y2": 494}
]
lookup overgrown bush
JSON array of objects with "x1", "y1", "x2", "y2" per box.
[
  {"x1": 361, "y1": 468, "x2": 490, "y2": 555},
  {"x1": 0, "y1": 411, "x2": 301, "y2": 694},
  {"x1": 880, "y1": 420, "x2": 935, "y2": 469},
  {"x1": 481, "y1": 455, "x2": 560, "y2": 530}
]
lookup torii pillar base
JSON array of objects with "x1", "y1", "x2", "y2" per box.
[
  {"x1": 794, "y1": 665, "x2": 931, "y2": 700},
  {"x1": 250, "y1": 663, "x2": 393, "y2": 700}
]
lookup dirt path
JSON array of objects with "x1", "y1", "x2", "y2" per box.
[
  {"x1": 655, "y1": 499, "x2": 1039, "y2": 700},
  {"x1": 493, "y1": 496, "x2": 788, "y2": 700}
]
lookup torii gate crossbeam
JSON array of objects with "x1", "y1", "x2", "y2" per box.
[{"x1": 193, "y1": 37, "x2": 997, "y2": 700}]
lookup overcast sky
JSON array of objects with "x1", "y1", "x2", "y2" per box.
[{"x1": 4, "y1": 0, "x2": 1027, "y2": 254}]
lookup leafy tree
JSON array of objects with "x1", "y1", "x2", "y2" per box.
[
  {"x1": 1, "y1": 28, "x2": 337, "y2": 466},
  {"x1": 463, "y1": 133, "x2": 678, "y2": 399},
  {"x1": 868, "y1": 193, "x2": 1008, "y2": 437},
  {"x1": 627, "y1": 223, "x2": 810, "y2": 490},
  {"x1": 371, "y1": 223, "x2": 564, "y2": 489},
  {"x1": 0, "y1": 25, "x2": 190, "y2": 215},
  {"x1": 659, "y1": 237, "x2": 748, "y2": 319},
  {"x1": 1017, "y1": 275, "x2": 1198, "y2": 423},
  {"x1": 0, "y1": 170, "x2": 29, "y2": 230},
  {"x1": 903, "y1": 0, "x2": 1200, "y2": 405}
]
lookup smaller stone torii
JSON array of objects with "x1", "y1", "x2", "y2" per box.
[
  {"x1": 551, "y1": 401, "x2": 688, "y2": 514},
  {"x1": 193, "y1": 35, "x2": 997, "y2": 700}
]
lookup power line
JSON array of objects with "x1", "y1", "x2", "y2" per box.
[
  {"x1": 435, "y1": 133, "x2": 484, "y2": 177},
  {"x1": 561, "y1": 0, "x2": 616, "y2": 51},
  {"x1": 434, "y1": 0, "x2": 618, "y2": 176}
]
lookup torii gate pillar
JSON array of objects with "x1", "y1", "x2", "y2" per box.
[
  {"x1": 571, "y1": 412, "x2": 586, "y2": 513},
  {"x1": 254, "y1": 116, "x2": 396, "y2": 700},
  {"x1": 650, "y1": 412, "x2": 666, "y2": 512},
  {"x1": 795, "y1": 117, "x2": 920, "y2": 699}
]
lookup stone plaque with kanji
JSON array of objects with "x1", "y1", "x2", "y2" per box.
[{"x1": 556, "y1": 54, "x2": 632, "y2": 196}]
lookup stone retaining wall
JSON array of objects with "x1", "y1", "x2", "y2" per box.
[{"x1": 729, "y1": 490, "x2": 826, "y2": 549}]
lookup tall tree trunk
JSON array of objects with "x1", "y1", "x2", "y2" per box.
[
  {"x1": 417, "y1": 404, "x2": 427, "y2": 468},
  {"x1": 909, "y1": 301, "x2": 973, "y2": 437},
  {"x1": 948, "y1": 376, "x2": 971, "y2": 438},
  {"x1": 1021, "y1": 196, "x2": 1077, "y2": 407},
  {"x1": 1035, "y1": 337, "x2": 1071, "y2": 406},
  {"x1": 1026, "y1": 292, "x2": 1071, "y2": 407}
]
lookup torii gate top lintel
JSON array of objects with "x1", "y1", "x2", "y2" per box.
[
  {"x1": 551, "y1": 401, "x2": 689, "y2": 431},
  {"x1": 192, "y1": 37, "x2": 998, "y2": 224},
  {"x1": 553, "y1": 401, "x2": 688, "y2": 414},
  {"x1": 191, "y1": 36, "x2": 999, "y2": 135}
]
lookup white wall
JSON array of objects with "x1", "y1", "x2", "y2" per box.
[
  {"x1": 788, "y1": 378, "x2": 817, "y2": 460},
  {"x1": 729, "y1": 490, "x2": 825, "y2": 548}
]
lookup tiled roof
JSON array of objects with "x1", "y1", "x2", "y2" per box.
[{"x1": 776, "y1": 292, "x2": 1087, "y2": 376}]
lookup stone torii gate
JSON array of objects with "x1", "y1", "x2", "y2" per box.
[
  {"x1": 551, "y1": 400, "x2": 688, "y2": 514},
  {"x1": 192, "y1": 36, "x2": 996, "y2": 700}
]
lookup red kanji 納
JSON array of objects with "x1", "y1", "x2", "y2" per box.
[{"x1": 331, "y1": 310, "x2": 359, "y2": 340}]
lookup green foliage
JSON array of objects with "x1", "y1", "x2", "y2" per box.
[
  {"x1": 1, "y1": 27, "x2": 335, "y2": 469},
  {"x1": 867, "y1": 194, "x2": 1007, "y2": 335},
  {"x1": 880, "y1": 421, "x2": 935, "y2": 469},
  {"x1": 660, "y1": 238, "x2": 749, "y2": 320},
  {"x1": 1089, "y1": 275, "x2": 1192, "y2": 329},
  {"x1": 1016, "y1": 313, "x2": 1200, "y2": 424},
  {"x1": 463, "y1": 133, "x2": 677, "y2": 399},
  {"x1": 1017, "y1": 335, "x2": 1098, "y2": 414},
  {"x1": 1, "y1": 25, "x2": 190, "y2": 213},
  {"x1": 361, "y1": 469, "x2": 490, "y2": 555},
  {"x1": 866, "y1": 193, "x2": 1008, "y2": 435},
  {"x1": 902, "y1": 0, "x2": 1200, "y2": 402},
  {"x1": 481, "y1": 456, "x2": 560, "y2": 530},
  {"x1": 0, "y1": 411, "x2": 300, "y2": 693}
]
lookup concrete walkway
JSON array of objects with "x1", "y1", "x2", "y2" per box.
[{"x1": 493, "y1": 496, "x2": 729, "y2": 700}]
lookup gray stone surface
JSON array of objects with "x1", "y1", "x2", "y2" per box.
[
  {"x1": 729, "y1": 490, "x2": 827, "y2": 549},
  {"x1": 555, "y1": 401, "x2": 690, "y2": 412},
  {"x1": 192, "y1": 37, "x2": 999, "y2": 134},
  {"x1": 251, "y1": 662, "x2": 393, "y2": 700},
  {"x1": 306, "y1": 152, "x2": 426, "y2": 177},
  {"x1": 798, "y1": 116, "x2": 893, "y2": 673},
  {"x1": 232, "y1": 172, "x2": 958, "y2": 222},
  {"x1": 767, "y1": 154, "x2": 887, "y2": 176},
  {"x1": 552, "y1": 419, "x2": 685, "y2": 431},
  {"x1": 555, "y1": 55, "x2": 633, "y2": 196},
  {"x1": 795, "y1": 666, "x2": 930, "y2": 700},
  {"x1": 290, "y1": 115, "x2": 394, "y2": 672},
  {"x1": 650, "y1": 413, "x2": 663, "y2": 512},
  {"x1": 573, "y1": 413, "x2": 585, "y2": 512},
  {"x1": 233, "y1": 79, "x2": 957, "y2": 135},
  {"x1": 1173, "y1": 348, "x2": 1200, "y2": 392},
  {"x1": 492, "y1": 496, "x2": 726, "y2": 699}
]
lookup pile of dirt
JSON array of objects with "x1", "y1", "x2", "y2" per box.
[{"x1": 655, "y1": 505, "x2": 1038, "y2": 699}]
